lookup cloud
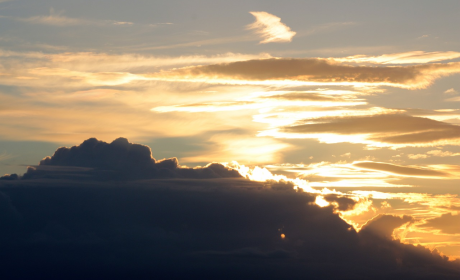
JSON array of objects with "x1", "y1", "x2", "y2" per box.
[
  {"x1": 446, "y1": 96, "x2": 460, "y2": 102},
  {"x1": 1, "y1": 167, "x2": 459, "y2": 278},
  {"x1": 6, "y1": 8, "x2": 95, "y2": 26},
  {"x1": 247, "y1": 12, "x2": 296, "y2": 43},
  {"x1": 278, "y1": 113, "x2": 460, "y2": 147},
  {"x1": 22, "y1": 137, "x2": 241, "y2": 180},
  {"x1": 427, "y1": 150, "x2": 460, "y2": 157},
  {"x1": 334, "y1": 51, "x2": 460, "y2": 64},
  {"x1": 353, "y1": 161, "x2": 449, "y2": 178},
  {"x1": 323, "y1": 194, "x2": 357, "y2": 211},
  {"x1": 3, "y1": 9, "x2": 137, "y2": 27},
  {"x1": 0, "y1": 173, "x2": 19, "y2": 180},
  {"x1": 152, "y1": 91, "x2": 365, "y2": 113},
  {"x1": 21, "y1": 14, "x2": 90, "y2": 26},
  {"x1": 2, "y1": 138, "x2": 460, "y2": 278},
  {"x1": 152, "y1": 58, "x2": 460, "y2": 88},
  {"x1": 0, "y1": 191, "x2": 21, "y2": 229},
  {"x1": 444, "y1": 88, "x2": 458, "y2": 95},
  {"x1": 360, "y1": 214, "x2": 414, "y2": 239},
  {"x1": 0, "y1": 50, "x2": 270, "y2": 72},
  {"x1": 410, "y1": 150, "x2": 460, "y2": 159},
  {"x1": 0, "y1": 49, "x2": 272, "y2": 89},
  {"x1": 420, "y1": 213, "x2": 460, "y2": 234},
  {"x1": 408, "y1": 153, "x2": 429, "y2": 159}
]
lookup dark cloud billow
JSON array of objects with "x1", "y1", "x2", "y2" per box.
[
  {"x1": 18, "y1": 137, "x2": 241, "y2": 180},
  {"x1": 1, "y1": 138, "x2": 459, "y2": 279}
]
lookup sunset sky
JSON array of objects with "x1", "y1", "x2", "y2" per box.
[{"x1": 1, "y1": 0, "x2": 460, "y2": 273}]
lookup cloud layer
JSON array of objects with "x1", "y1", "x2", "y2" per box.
[
  {"x1": 153, "y1": 58, "x2": 460, "y2": 88},
  {"x1": 1, "y1": 173, "x2": 459, "y2": 279},
  {"x1": 279, "y1": 113, "x2": 460, "y2": 147},
  {"x1": 2, "y1": 138, "x2": 460, "y2": 279}
]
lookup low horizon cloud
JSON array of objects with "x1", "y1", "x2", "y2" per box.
[{"x1": 1, "y1": 137, "x2": 460, "y2": 279}]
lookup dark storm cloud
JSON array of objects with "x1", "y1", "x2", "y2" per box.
[
  {"x1": 1, "y1": 139, "x2": 459, "y2": 279},
  {"x1": 0, "y1": 191, "x2": 21, "y2": 227},
  {"x1": 23, "y1": 137, "x2": 241, "y2": 180},
  {"x1": 0, "y1": 178, "x2": 459, "y2": 279}
]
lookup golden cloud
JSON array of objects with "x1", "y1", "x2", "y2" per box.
[
  {"x1": 352, "y1": 161, "x2": 450, "y2": 178},
  {"x1": 278, "y1": 113, "x2": 460, "y2": 147},
  {"x1": 151, "y1": 58, "x2": 460, "y2": 88}
]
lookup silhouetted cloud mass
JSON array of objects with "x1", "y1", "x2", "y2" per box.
[
  {"x1": 22, "y1": 137, "x2": 241, "y2": 180},
  {"x1": 360, "y1": 214, "x2": 414, "y2": 239},
  {"x1": 0, "y1": 173, "x2": 19, "y2": 180},
  {"x1": 1, "y1": 138, "x2": 459, "y2": 279}
]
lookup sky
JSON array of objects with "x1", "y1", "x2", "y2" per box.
[{"x1": 1, "y1": 0, "x2": 460, "y2": 276}]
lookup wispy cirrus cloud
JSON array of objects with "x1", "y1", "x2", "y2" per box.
[
  {"x1": 247, "y1": 11, "x2": 296, "y2": 43},
  {"x1": 152, "y1": 91, "x2": 366, "y2": 113},
  {"x1": 2, "y1": 8, "x2": 136, "y2": 27},
  {"x1": 444, "y1": 88, "x2": 458, "y2": 95},
  {"x1": 0, "y1": 50, "x2": 271, "y2": 88},
  {"x1": 0, "y1": 152, "x2": 14, "y2": 161}
]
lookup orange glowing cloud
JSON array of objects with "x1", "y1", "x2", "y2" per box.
[{"x1": 419, "y1": 213, "x2": 460, "y2": 234}]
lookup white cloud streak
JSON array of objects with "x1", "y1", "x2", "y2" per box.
[
  {"x1": 333, "y1": 51, "x2": 460, "y2": 65},
  {"x1": 247, "y1": 11, "x2": 296, "y2": 44}
]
